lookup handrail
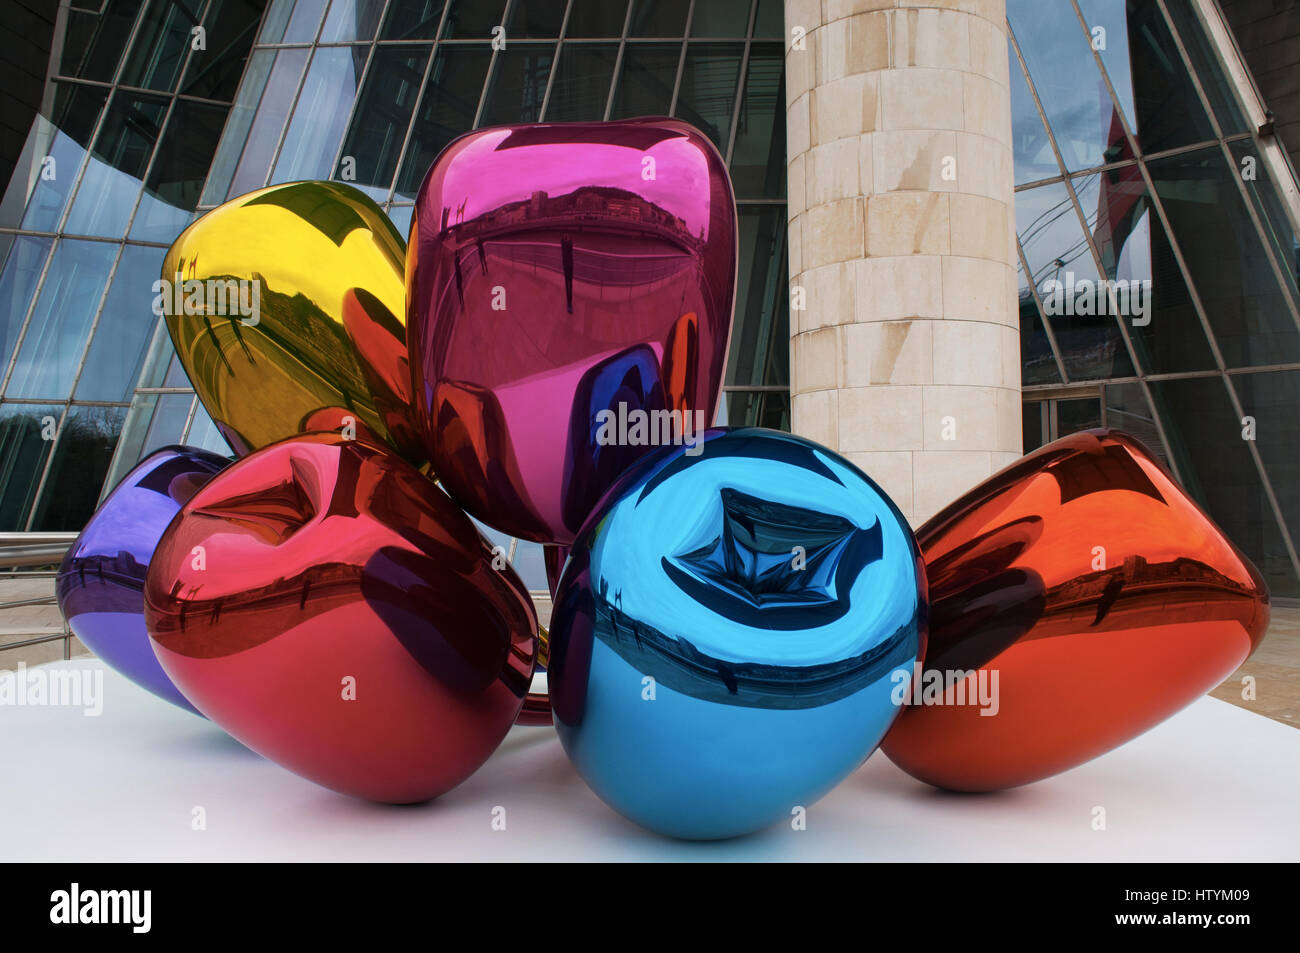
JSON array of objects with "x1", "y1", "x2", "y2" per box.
[{"x1": 0, "y1": 534, "x2": 76, "y2": 569}]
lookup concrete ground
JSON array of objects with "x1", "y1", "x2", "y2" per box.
[{"x1": 2, "y1": 574, "x2": 1294, "y2": 728}]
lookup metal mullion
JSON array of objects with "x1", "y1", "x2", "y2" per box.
[
  {"x1": 178, "y1": 393, "x2": 200, "y2": 443},
  {"x1": 536, "y1": 0, "x2": 573, "y2": 121},
  {"x1": 1015, "y1": 239, "x2": 1070, "y2": 385},
  {"x1": 471, "y1": 0, "x2": 514, "y2": 129},
  {"x1": 262, "y1": 4, "x2": 335, "y2": 188},
  {"x1": 323, "y1": 0, "x2": 394, "y2": 184},
  {"x1": 1066, "y1": 0, "x2": 1141, "y2": 157},
  {"x1": 721, "y1": 0, "x2": 759, "y2": 167},
  {"x1": 21, "y1": 402, "x2": 74, "y2": 531},
  {"x1": 602, "y1": 0, "x2": 635, "y2": 121},
  {"x1": 57, "y1": 242, "x2": 129, "y2": 409},
  {"x1": 383, "y1": 7, "x2": 451, "y2": 205},
  {"x1": 1006, "y1": 23, "x2": 1069, "y2": 186},
  {"x1": 668, "y1": 0, "x2": 695, "y2": 117}
]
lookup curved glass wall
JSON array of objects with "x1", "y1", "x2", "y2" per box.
[{"x1": 1010, "y1": 0, "x2": 1300, "y2": 597}]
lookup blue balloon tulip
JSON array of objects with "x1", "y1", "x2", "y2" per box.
[
  {"x1": 548, "y1": 427, "x2": 926, "y2": 839},
  {"x1": 57, "y1": 446, "x2": 229, "y2": 712}
]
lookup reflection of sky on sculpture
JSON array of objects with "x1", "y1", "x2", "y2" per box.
[
  {"x1": 438, "y1": 126, "x2": 715, "y2": 239},
  {"x1": 560, "y1": 637, "x2": 908, "y2": 840},
  {"x1": 78, "y1": 488, "x2": 180, "y2": 567},
  {"x1": 586, "y1": 442, "x2": 919, "y2": 667}
]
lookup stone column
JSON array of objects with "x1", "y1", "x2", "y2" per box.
[{"x1": 784, "y1": 0, "x2": 1022, "y2": 525}]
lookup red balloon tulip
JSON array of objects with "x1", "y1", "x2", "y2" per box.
[
  {"x1": 881, "y1": 429, "x2": 1269, "y2": 792},
  {"x1": 144, "y1": 433, "x2": 537, "y2": 803}
]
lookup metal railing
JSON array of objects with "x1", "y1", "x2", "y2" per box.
[{"x1": 0, "y1": 534, "x2": 76, "y2": 662}]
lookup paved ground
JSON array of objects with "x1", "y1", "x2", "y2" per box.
[{"x1": 3, "y1": 574, "x2": 1294, "y2": 727}]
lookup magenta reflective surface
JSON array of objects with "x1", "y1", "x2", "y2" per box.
[{"x1": 407, "y1": 118, "x2": 737, "y2": 545}]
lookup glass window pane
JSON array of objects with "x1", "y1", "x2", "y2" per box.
[
  {"x1": 610, "y1": 43, "x2": 678, "y2": 119},
  {"x1": 30, "y1": 405, "x2": 127, "y2": 532},
  {"x1": 1102, "y1": 381, "x2": 1168, "y2": 468},
  {"x1": 1072, "y1": 169, "x2": 1216, "y2": 374},
  {"x1": 690, "y1": 0, "x2": 751, "y2": 37},
  {"x1": 441, "y1": 0, "x2": 507, "y2": 38},
  {"x1": 729, "y1": 44, "x2": 784, "y2": 199},
  {"x1": 1016, "y1": 181, "x2": 1135, "y2": 380},
  {"x1": 336, "y1": 45, "x2": 431, "y2": 201},
  {"x1": 675, "y1": 43, "x2": 744, "y2": 154},
  {"x1": 142, "y1": 393, "x2": 195, "y2": 457},
  {"x1": 754, "y1": 0, "x2": 783, "y2": 38},
  {"x1": 480, "y1": 43, "x2": 554, "y2": 127},
  {"x1": 1162, "y1": 0, "x2": 1249, "y2": 137},
  {"x1": 0, "y1": 236, "x2": 52, "y2": 374},
  {"x1": 132, "y1": 100, "x2": 229, "y2": 242},
  {"x1": 180, "y1": 0, "x2": 266, "y2": 101},
  {"x1": 567, "y1": 0, "x2": 628, "y2": 37},
  {"x1": 544, "y1": 43, "x2": 618, "y2": 122},
  {"x1": 1147, "y1": 375, "x2": 1295, "y2": 597},
  {"x1": 1009, "y1": 37, "x2": 1059, "y2": 186},
  {"x1": 65, "y1": 92, "x2": 169, "y2": 238},
  {"x1": 1007, "y1": 0, "x2": 1133, "y2": 172},
  {"x1": 1056, "y1": 396, "x2": 1102, "y2": 435},
  {"x1": 200, "y1": 48, "x2": 274, "y2": 206},
  {"x1": 1022, "y1": 401, "x2": 1045, "y2": 453},
  {"x1": 321, "y1": 0, "x2": 387, "y2": 41},
  {"x1": 1229, "y1": 140, "x2": 1300, "y2": 302},
  {"x1": 285, "y1": 0, "x2": 330, "y2": 42},
  {"x1": 184, "y1": 403, "x2": 234, "y2": 456},
  {"x1": 387, "y1": 204, "x2": 414, "y2": 235},
  {"x1": 629, "y1": 0, "x2": 689, "y2": 37},
  {"x1": 1233, "y1": 370, "x2": 1300, "y2": 596},
  {"x1": 120, "y1": 0, "x2": 198, "y2": 92},
  {"x1": 76, "y1": 244, "x2": 167, "y2": 402},
  {"x1": 0, "y1": 404, "x2": 62, "y2": 530},
  {"x1": 272, "y1": 46, "x2": 366, "y2": 184},
  {"x1": 508, "y1": 0, "x2": 566, "y2": 38},
  {"x1": 5, "y1": 240, "x2": 118, "y2": 400},
  {"x1": 511, "y1": 540, "x2": 548, "y2": 590},
  {"x1": 380, "y1": 0, "x2": 446, "y2": 40},
  {"x1": 227, "y1": 48, "x2": 309, "y2": 197},
  {"x1": 1017, "y1": 248, "x2": 1061, "y2": 385},
  {"x1": 60, "y1": 0, "x2": 145, "y2": 82},
  {"x1": 1147, "y1": 147, "x2": 1300, "y2": 368},
  {"x1": 395, "y1": 45, "x2": 492, "y2": 198},
  {"x1": 727, "y1": 208, "x2": 788, "y2": 387},
  {"x1": 1072, "y1": 0, "x2": 1137, "y2": 134},
  {"x1": 722, "y1": 390, "x2": 789, "y2": 430},
  {"x1": 6, "y1": 84, "x2": 107, "y2": 232}
]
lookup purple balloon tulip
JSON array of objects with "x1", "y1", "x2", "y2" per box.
[
  {"x1": 407, "y1": 118, "x2": 737, "y2": 545},
  {"x1": 56, "y1": 446, "x2": 229, "y2": 712}
]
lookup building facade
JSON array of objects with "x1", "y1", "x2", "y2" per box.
[{"x1": 0, "y1": 0, "x2": 1298, "y2": 599}]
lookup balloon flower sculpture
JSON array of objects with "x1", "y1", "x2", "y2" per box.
[{"x1": 57, "y1": 118, "x2": 1270, "y2": 839}]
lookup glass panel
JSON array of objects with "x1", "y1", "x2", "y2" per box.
[
  {"x1": 726, "y1": 208, "x2": 788, "y2": 387},
  {"x1": 1022, "y1": 401, "x2": 1045, "y2": 453},
  {"x1": 1229, "y1": 140, "x2": 1300, "y2": 302},
  {"x1": 629, "y1": 0, "x2": 689, "y2": 37},
  {"x1": 480, "y1": 43, "x2": 554, "y2": 127},
  {"x1": 1017, "y1": 248, "x2": 1062, "y2": 385},
  {"x1": 507, "y1": 0, "x2": 566, "y2": 38},
  {"x1": 132, "y1": 99, "x2": 229, "y2": 242},
  {"x1": 1233, "y1": 370, "x2": 1300, "y2": 596},
  {"x1": 5, "y1": 240, "x2": 118, "y2": 401},
  {"x1": 674, "y1": 43, "x2": 743, "y2": 153},
  {"x1": 120, "y1": 0, "x2": 197, "y2": 92},
  {"x1": 284, "y1": 0, "x2": 330, "y2": 42},
  {"x1": 609, "y1": 43, "x2": 678, "y2": 119},
  {"x1": 76, "y1": 244, "x2": 167, "y2": 402},
  {"x1": 0, "y1": 403, "x2": 62, "y2": 530},
  {"x1": 380, "y1": 0, "x2": 445, "y2": 40},
  {"x1": 337, "y1": 45, "x2": 431, "y2": 200},
  {"x1": 754, "y1": 0, "x2": 782, "y2": 38},
  {"x1": 30, "y1": 405, "x2": 127, "y2": 531},
  {"x1": 441, "y1": 0, "x2": 507, "y2": 38},
  {"x1": 387, "y1": 204, "x2": 415, "y2": 235},
  {"x1": 691, "y1": 0, "x2": 751, "y2": 37},
  {"x1": 321, "y1": 0, "x2": 387, "y2": 41},
  {"x1": 184, "y1": 404, "x2": 234, "y2": 456},
  {"x1": 545, "y1": 43, "x2": 618, "y2": 122},
  {"x1": 1072, "y1": 169, "x2": 1216, "y2": 374},
  {"x1": 227, "y1": 48, "x2": 309, "y2": 197},
  {"x1": 511, "y1": 540, "x2": 548, "y2": 591},
  {"x1": 1102, "y1": 380, "x2": 1168, "y2": 467},
  {"x1": 1007, "y1": 0, "x2": 1133, "y2": 172},
  {"x1": 1162, "y1": 0, "x2": 1249, "y2": 136},
  {"x1": 259, "y1": 0, "x2": 296, "y2": 42},
  {"x1": 1147, "y1": 147, "x2": 1300, "y2": 368},
  {"x1": 0, "y1": 236, "x2": 53, "y2": 375},
  {"x1": 395, "y1": 45, "x2": 492, "y2": 198},
  {"x1": 200, "y1": 47, "x2": 274, "y2": 206},
  {"x1": 1009, "y1": 37, "x2": 1060, "y2": 186},
  {"x1": 272, "y1": 46, "x2": 365, "y2": 183},
  {"x1": 65, "y1": 92, "x2": 169, "y2": 239},
  {"x1": 60, "y1": 0, "x2": 145, "y2": 82},
  {"x1": 1147, "y1": 375, "x2": 1295, "y2": 598},
  {"x1": 729, "y1": 44, "x2": 784, "y2": 199},
  {"x1": 1073, "y1": 0, "x2": 1137, "y2": 137},
  {"x1": 1016, "y1": 181, "x2": 1135, "y2": 380},
  {"x1": 1056, "y1": 396, "x2": 1101, "y2": 436},
  {"x1": 567, "y1": 0, "x2": 628, "y2": 37},
  {"x1": 722, "y1": 390, "x2": 790, "y2": 430},
  {"x1": 141, "y1": 392, "x2": 195, "y2": 456},
  {"x1": 180, "y1": 0, "x2": 266, "y2": 101},
  {"x1": 7, "y1": 84, "x2": 107, "y2": 232}
]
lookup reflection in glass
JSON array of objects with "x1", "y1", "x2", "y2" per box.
[
  {"x1": 610, "y1": 43, "x2": 678, "y2": 119},
  {"x1": 511, "y1": 540, "x2": 547, "y2": 591},
  {"x1": 75, "y1": 244, "x2": 166, "y2": 402},
  {"x1": 227, "y1": 48, "x2": 309, "y2": 198},
  {"x1": 1022, "y1": 400, "x2": 1045, "y2": 453},
  {"x1": 630, "y1": 0, "x2": 690, "y2": 37},
  {"x1": 676, "y1": 44, "x2": 744, "y2": 152},
  {"x1": 61, "y1": 0, "x2": 145, "y2": 82},
  {"x1": 1234, "y1": 370, "x2": 1300, "y2": 593},
  {"x1": 1120, "y1": 0, "x2": 1217, "y2": 153},
  {"x1": 755, "y1": 0, "x2": 783, "y2": 38},
  {"x1": 508, "y1": 0, "x2": 566, "y2": 37},
  {"x1": 1072, "y1": 0, "x2": 1137, "y2": 135},
  {"x1": 568, "y1": 0, "x2": 629, "y2": 37},
  {"x1": 441, "y1": 0, "x2": 507, "y2": 38},
  {"x1": 1103, "y1": 380, "x2": 1168, "y2": 467},
  {"x1": 4, "y1": 85, "x2": 105, "y2": 232},
  {"x1": 1016, "y1": 181, "x2": 1134, "y2": 380},
  {"x1": 180, "y1": 0, "x2": 266, "y2": 101},
  {"x1": 0, "y1": 236, "x2": 53, "y2": 374},
  {"x1": 1148, "y1": 147, "x2": 1300, "y2": 368},
  {"x1": 30, "y1": 405, "x2": 127, "y2": 531},
  {"x1": 729, "y1": 45, "x2": 784, "y2": 199},
  {"x1": 480, "y1": 43, "x2": 553, "y2": 126},
  {"x1": 321, "y1": 0, "x2": 387, "y2": 41},
  {"x1": 200, "y1": 48, "x2": 274, "y2": 206},
  {"x1": 1017, "y1": 251, "x2": 1061, "y2": 384},
  {"x1": 65, "y1": 93, "x2": 168, "y2": 238},
  {"x1": 337, "y1": 45, "x2": 431, "y2": 200},
  {"x1": 120, "y1": 0, "x2": 196, "y2": 92},
  {"x1": 722, "y1": 390, "x2": 790, "y2": 430},
  {"x1": 387, "y1": 204, "x2": 414, "y2": 235},
  {"x1": 1056, "y1": 396, "x2": 1101, "y2": 436},
  {"x1": 1229, "y1": 140, "x2": 1300, "y2": 302},
  {"x1": 727, "y1": 208, "x2": 788, "y2": 388},
  {"x1": 185, "y1": 404, "x2": 234, "y2": 457},
  {"x1": 0, "y1": 404, "x2": 62, "y2": 530},
  {"x1": 545, "y1": 44, "x2": 618, "y2": 122},
  {"x1": 380, "y1": 0, "x2": 445, "y2": 39},
  {"x1": 1009, "y1": 36, "x2": 1058, "y2": 185},
  {"x1": 691, "y1": 0, "x2": 752, "y2": 36},
  {"x1": 1162, "y1": 0, "x2": 1249, "y2": 137},
  {"x1": 273, "y1": 47, "x2": 365, "y2": 184},
  {"x1": 5, "y1": 240, "x2": 118, "y2": 400},
  {"x1": 395, "y1": 46, "x2": 491, "y2": 198},
  {"x1": 132, "y1": 99, "x2": 228, "y2": 242},
  {"x1": 141, "y1": 393, "x2": 195, "y2": 458}
]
